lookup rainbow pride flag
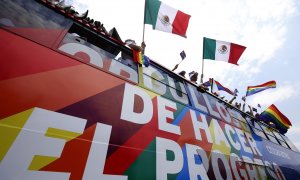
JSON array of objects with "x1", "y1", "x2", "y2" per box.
[
  {"x1": 246, "y1": 80, "x2": 276, "y2": 96},
  {"x1": 259, "y1": 104, "x2": 292, "y2": 134},
  {"x1": 133, "y1": 50, "x2": 150, "y2": 67}
]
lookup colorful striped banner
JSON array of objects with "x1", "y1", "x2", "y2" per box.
[
  {"x1": 246, "y1": 80, "x2": 276, "y2": 96},
  {"x1": 259, "y1": 104, "x2": 292, "y2": 133},
  {"x1": 133, "y1": 50, "x2": 150, "y2": 67}
]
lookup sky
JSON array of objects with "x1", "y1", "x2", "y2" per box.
[{"x1": 69, "y1": 0, "x2": 300, "y2": 150}]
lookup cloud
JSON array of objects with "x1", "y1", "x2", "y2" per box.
[
  {"x1": 286, "y1": 126, "x2": 300, "y2": 151},
  {"x1": 245, "y1": 0, "x2": 297, "y2": 22},
  {"x1": 180, "y1": 0, "x2": 297, "y2": 84},
  {"x1": 287, "y1": 126, "x2": 300, "y2": 136},
  {"x1": 234, "y1": 0, "x2": 296, "y2": 78}
]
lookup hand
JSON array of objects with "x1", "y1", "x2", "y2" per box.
[
  {"x1": 129, "y1": 44, "x2": 143, "y2": 52},
  {"x1": 141, "y1": 41, "x2": 146, "y2": 49}
]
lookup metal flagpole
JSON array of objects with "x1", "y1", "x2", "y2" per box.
[
  {"x1": 172, "y1": 60, "x2": 184, "y2": 71},
  {"x1": 142, "y1": 0, "x2": 147, "y2": 53},
  {"x1": 201, "y1": 58, "x2": 204, "y2": 83},
  {"x1": 201, "y1": 38, "x2": 205, "y2": 83},
  {"x1": 172, "y1": 51, "x2": 186, "y2": 71},
  {"x1": 210, "y1": 78, "x2": 213, "y2": 93}
]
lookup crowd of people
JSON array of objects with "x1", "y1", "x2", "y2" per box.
[{"x1": 176, "y1": 69, "x2": 262, "y2": 119}]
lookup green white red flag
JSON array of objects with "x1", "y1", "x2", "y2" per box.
[
  {"x1": 144, "y1": 0, "x2": 191, "y2": 38},
  {"x1": 203, "y1": 37, "x2": 246, "y2": 65}
]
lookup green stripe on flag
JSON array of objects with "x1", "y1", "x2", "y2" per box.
[
  {"x1": 144, "y1": 0, "x2": 161, "y2": 28},
  {"x1": 203, "y1": 37, "x2": 216, "y2": 60}
]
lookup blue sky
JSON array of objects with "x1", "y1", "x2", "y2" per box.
[{"x1": 72, "y1": 0, "x2": 300, "y2": 149}]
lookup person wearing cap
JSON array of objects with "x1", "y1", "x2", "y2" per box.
[
  {"x1": 189, "y1": 71, "x2": 198, "y2": 84},
  {"x1": 120, "y1": 39, "x2": 144, "y2": 69},
  {"x1": 120, "y1": 39, "x2": 146, "y2": 69},
  {"x1": 124, "y1": 39, "x2": 145, "y2": 52},
  {"x1": 178, "y1": 71, "x2": 186, "y2": 77}
]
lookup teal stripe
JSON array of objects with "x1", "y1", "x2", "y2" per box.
[
  {"x1": 203, "y1": 37, "x2": 216, "y2": 60},
  {"x1": 144, "y1": 0, "x2": 161, "y2": 28}
]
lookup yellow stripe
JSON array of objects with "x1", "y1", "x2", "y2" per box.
[
  {"x1": 209, "y1": 120, "x2": 230, "y2": 156},
  {"x1": 45, "y1": 127, "x2": 82, "y2": 141},
  {"x1": 266, "y1": 109, "x2": 290, "y2": 127},
  {"x1": 28, "y1": 155, "x2": 58, "y2": 170},
  {"x1": 0, "y1": 108, "x2": 34, "y2": 161},
  {"x1": 138, "y1": 52, "x2": 143, "y2": 64},
  {"x1": 28, "y1": 127, "x2": 83, "y2": 170}
]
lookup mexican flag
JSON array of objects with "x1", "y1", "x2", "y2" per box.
[
  {"x1": 203, "y1": 37, "x2": 246, "y2": 65},
  {"x1": 144, "y1": 0, "x2": 191, "y2": 38}
]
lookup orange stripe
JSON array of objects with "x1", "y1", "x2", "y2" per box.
[
  {"x1": 266, "y1": 109, "x2": 290, "y2": 128},
  {"x1": 248, "y1": 81, "x2": 276, "y2": 89},
  {"x1": 268, "y1": 105, "x2": 291, "y2": 126}
]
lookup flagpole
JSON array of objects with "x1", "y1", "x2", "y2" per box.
[
  {"x1": 172, "y1": 59, "x2": 184, "y2": 71},
  {"x1": 142, "y1": 0, "x2": 146, "y2": 53},
  {"x1": 201, "y1": 58, "x2": 204, "y2": 83},
  {"x1": 201, "y1": 38, "x2": 205, "y2": 83},
  {"x1": 142, "y1": 24, "x2": 145, "y2": 44},
  {"x1": 210, "y1": 78, "x2": 213, "y2": 93}
]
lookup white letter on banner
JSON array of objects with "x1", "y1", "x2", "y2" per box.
[
  {"x1": 83, "y1": 123, "x2": 127, "y2": 180},
  {"x1": 120, "y1": 83, "x2": 153, "y2": 124},
  {"x1": 216, "y1": 102, "x2": 232, "y2": 123},
  {"x1": 242, "y1": 156, "x2": 259, "y2": 180},
  {"x1": 264, "y1": 161, "x2": 277, "y2": 179},
  {"x1": 211, "y1": 150, "x2": 233, "y2": 180},
  {"x1": 157, "y1": 96, "x2": 180, "y2": 135},
  {"x1": 202, "y1": 94, "x2": 221, "y2": 118},
  {"x1": 187, "y1": 85, "x2": 208, "y2": 113},
  {"x1": 190, "y1": 110, "x2": 213, "y2": 143},
  {"x1": 229, "y1": 153, "x2": 248, "y2": 180},
  {"x1": 59, "y1": 43, "x2": 103, "y2": 68},
  {"x1": 0, "y1": 108, "x2": 86, "y2": 180},
  {"x1": 224, "y1": 125, "x2": 241, "y2": 151},
  {"x1": 253, "y1": 158, "x2": 267, "y2": 179},
  {"x1": 142, "y1": 66, "x2": 167, "y2": 95},
  {"x1": 156, "y1": 137, "x2": 183, "y2": 180},
  {"x1": 244, "y1": 132, "x2": 262, "y2": 156},
  {"x1": 109, "y1": 60, "x2": 138, "y2": 83},
  {"x1": 167, "y1": 76, "x2": 188, "y2": 104},
  {"x1": 186, "y1": 144, "x2": 209, "y2": 180},
  {"x1": 235, "y1": 128, "x2": 253, "y2": 154},
  {"x1": 211, "y1": 119, "x2": 230, "y2": 148}
]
